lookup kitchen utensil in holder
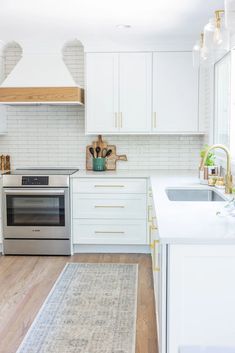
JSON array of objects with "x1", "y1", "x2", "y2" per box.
[{"x1": 93, "y1": 157, "x2": 106, "y2": 171}]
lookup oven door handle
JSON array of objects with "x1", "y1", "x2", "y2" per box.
[{"x1": 3, "y1": 189, "x2": 66, "y2": 195}]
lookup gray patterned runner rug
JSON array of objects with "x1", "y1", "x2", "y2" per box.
[{"x1": 17, "y1": 263, "x2": 138, "y2": 353}]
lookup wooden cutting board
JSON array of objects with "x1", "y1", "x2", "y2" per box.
[{"x1": 86, "y1": 135, "x2": 127, "y2": 171}]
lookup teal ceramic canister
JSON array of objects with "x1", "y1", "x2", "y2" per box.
[{"x1": 92, "y1": 157, "x2": 106, "y2": 171}]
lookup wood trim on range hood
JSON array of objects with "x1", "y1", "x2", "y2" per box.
[{"x1": 0, "y1": 87, "x2": 84, "y2": 104}]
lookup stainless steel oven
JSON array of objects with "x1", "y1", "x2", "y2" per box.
[
  {"x1": 3, "y1": 188, "x2": 69, "y2": 238},
  {"x1": 2, "y1": 169, "x2": 78, "y2": 255}
]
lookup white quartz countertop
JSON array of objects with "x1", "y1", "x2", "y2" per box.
[
  {"x1": 150, "y1": 172, "x2": 235, "y2": 244},
  {"x1": 71, "y1": 169, "x2": 153, "y2": 178},
  {"x1": 72, "y1": 169, "x2": 235, "y2": 244}
]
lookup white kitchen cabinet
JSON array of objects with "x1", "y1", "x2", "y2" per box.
[
  {"x1": 119, "y1": 53, "x2": 151, "y2": 132},
  {"x1": 85, "y1": 52, "x2": 151, "y2": 134},
  {"x1": 214, "y1": 51, "x2": 234, "y2": 154},
  {"x1": 168, "y1": 244, "x2": 235, "y2": 353},
  {"x1": 72, "y1": 177, "x2": 147, "y2": 245},
  {"x1": 152, "y1": 52, "x2": 199, "y2": 132},
  {"x1": 148, "y1": 185, "x2": 164, "y2": 352},
  {"x1": 85, "y1": 53, "x2": 119, "y2": 133},
  {"x1": 73, "y1": 219, "x2": 146, "y2": 245},
  {"x1": 73, "y1": 193, "x2": 146, "y2": 219},
  {"x1": 73, "y1": 178, "x2": 147, "y2": 194}
]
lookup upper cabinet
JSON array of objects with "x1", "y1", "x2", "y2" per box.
[
  {"x1": 214, "y1": 50, "x2": 235, "y2": 157},
  {"x1": 85, "y1": 51, "x2": 202, "y2": 135},
  {"x1": 214, "y1": 52, "x2": 231, "y2": 147},
  {"x1": 85, "y1": 53, "x2": 119, "y2": 133},
  {"x1": 152, "y1": 52, "x2": 199, "y2": 133},
  {"x1": 119, "y1": 53, "x2": 152, "y2": 132},
  {"x1": 85, "y1": 52, "x2": 151, "y2": 134}
]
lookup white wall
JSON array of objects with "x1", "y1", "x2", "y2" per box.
[{"x1": 0, "y1": 41, "x2": 204, "y2": 170}]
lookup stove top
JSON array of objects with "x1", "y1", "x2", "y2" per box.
[
  {"x1": 2, "y1": 168, "x2": 79, "y2": 187},
  {"x1": 3, "y1": 168, "x2": 79, "y2": 176}
]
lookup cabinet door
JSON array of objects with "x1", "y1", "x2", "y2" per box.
[
  {"x1": 86, "y1": 53, "x2": 119, "y2": 134},
  {"x1": 168, "y1": 245, "x2": 235, "y2": 353},
  {"x1": 119, "y1": 53, "x2": 152, "y2": 132},
  {"x1": 153, "y1": 52, "x2": 199, "y2": 132},
  {"x1": 214, "y1": 52, "x2": 231, "y2": 147}
]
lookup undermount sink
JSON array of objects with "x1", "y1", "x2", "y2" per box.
[{"x1": 166, "y1": 188, "x2": 226, "y2": 202}]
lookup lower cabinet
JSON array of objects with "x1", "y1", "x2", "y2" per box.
[
  {"x1": 73, "y1": 219, "x2": 146, "y2": 244},
  {"x1": 148, "y1": 186, "x2": 164, "y2": 353},
  {"x1": 167, "y1": 244, "x2": 235, "y2": 353},
  {"x1": 72, "y1": 177, "x2": 148, "y2": 245}
]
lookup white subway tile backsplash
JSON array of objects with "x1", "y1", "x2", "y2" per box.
[{"x1": 0, "y1": 40, "x2": 204, "y2": 170}]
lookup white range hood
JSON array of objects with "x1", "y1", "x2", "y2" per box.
[{"x1": 0, "y1": 40, "x2": 84, "y2": 105}]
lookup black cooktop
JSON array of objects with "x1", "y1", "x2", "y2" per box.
[{"x1": 3, "y1": 168, "x2": 79, "y2": 176}]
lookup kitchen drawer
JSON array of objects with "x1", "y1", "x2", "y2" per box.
[
  {"x1": 73, "y1": 219, "x2": 147, "y2": 244},
  {"x1": 72, "y1": 178, "x2": 147, "y2": 194},
  {"x1": 73, "y1": 194, "x2": 146, "y2": 219}
]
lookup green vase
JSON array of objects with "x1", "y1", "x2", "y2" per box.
[{"x1": 92, "y1": 157, "x2": 106, "y2": 171}]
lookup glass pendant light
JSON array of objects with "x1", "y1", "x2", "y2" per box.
[
  {"x1": 200, "y1": 33, "x2": 208, "y2": 62},
  {"x1": 202, "y1": 18, "x2": 216, "y2": 64},
  {"x1": 214, "y1": 10, "x2": 230, "y2": 52}
]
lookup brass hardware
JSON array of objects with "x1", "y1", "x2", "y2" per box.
[
  {"x1": 149, "y1": 224, "x2": 152, "y2": 245},
  {"x1": 148, "y1": 205, "x2": 152, "y2": 222},
  {"x1": 115, "y1": 112, "x2": 118, "y2": 128},
  {"x1": 153, "y1": 112, "x2": 157, "y2": 129},
  {"x1": 95, "y1": 231, "x2": 125, "y2": 234},
  {"x1": 152, "y1": 216, "x2": 157, "y2": 228},
  {"x1": 149, "y1": 224, "x2": 158, "y2": 246},
  {"x1": 215, "y1": 10, "x2": 224, "y2": 29},
  {"x1": 152, "y1": 239, "x2": 160, "y2": 272},
  {"x1": 119, "y1": 112, "x2": 123, "y2": 128},
  {"x1": 94, "y1": 205, "x2": 125, "y2": 208},
  {"x1": 200, "y1": 144, "x2": 233, "y2": 194},
  {"x1": 94, "y1": 185, "x2": 125, "y2": 188},
  {"x1": 200, "y1": 32, "x2": 204, "y2": 48}
]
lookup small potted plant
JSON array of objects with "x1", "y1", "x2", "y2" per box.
[{"x1": 199, "y1": 145, "x2": 218, "y2": 184}]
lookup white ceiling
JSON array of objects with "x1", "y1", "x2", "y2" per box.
[{"x1": 0, "y1": 0, "x2": 224, "y2": 48}]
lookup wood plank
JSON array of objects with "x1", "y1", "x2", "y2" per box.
[
  {"x1": 0, "y1": 87, "x2": 84, "y2": 103},
  {"x1": 0, "y1": 254, "x2": 158, "y2": 353}
]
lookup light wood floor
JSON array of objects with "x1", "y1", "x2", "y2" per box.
[{"x1": 0, "y1": 253, "x2": 158, "y2": 353}]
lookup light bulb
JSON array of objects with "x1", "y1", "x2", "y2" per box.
[
  {"x1": 214, "y1": 27, "x2": 223, "y2": 44},
  {"x1": 192, "y1": 41, "x2": 200, "y2": 68}
]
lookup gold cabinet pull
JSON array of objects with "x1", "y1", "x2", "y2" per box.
[
  {"x1": 149, "y1": 225, "x2": 158, "y2": 247},
  {"x1": 94, "y1": 205, "x2": 125, "y2": 208},
  {"x1": 95, "y1": 231, "x2": 125, "y2": 234},
  {"x1": 153, "y1": 112, "x2": 157, "y2": 129},
  {"x1": 149, "y1": 224, "x2": 152, "y2": 245},
  {"x1": 119, "y1": 112, "x2": 123, "y2": 128},
  {"x1": 152, "y1": 216, "x2": 157, "y2": 228},
  {"x1": 152, "y1": 239, "x2": 160, "y2": 272},
  {"x1": 148, "y1": 205, "x2": 152, "y2": 222},
  {"x1": 94, "y1": 185, "x2": 125, "y2": 188},
  {"x1": 115, "y1": 112, "x2": 118, "y2": 128}
]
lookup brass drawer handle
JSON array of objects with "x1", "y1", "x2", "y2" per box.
[
  {"x1": 152, "y1": 216, "x2": 157, "y2": 227},
  {"x1": 152, "y1": 239, "x2": 160, "y2": 272},
  {"x1": 153, "y1": 112, "x2": 157, "y2": 129},
  {"x1": 95, "y1": 231, "x2": 125, "y2": 234},
  {"x1": 94, "y1": 185, "x2": 124, "y2": 187},
  {"x1": 149, "y1": 225, "x2": 158, "y2": 246},
  {"x1": 148, "y1": 205, "x2": 152, "y2": 222},
  {"x1": 94, "y1": 205, "x2": 125, "y2": 208},
  {"x1": 119, "y1": 112, "x2": 123, "y2": 128}
]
